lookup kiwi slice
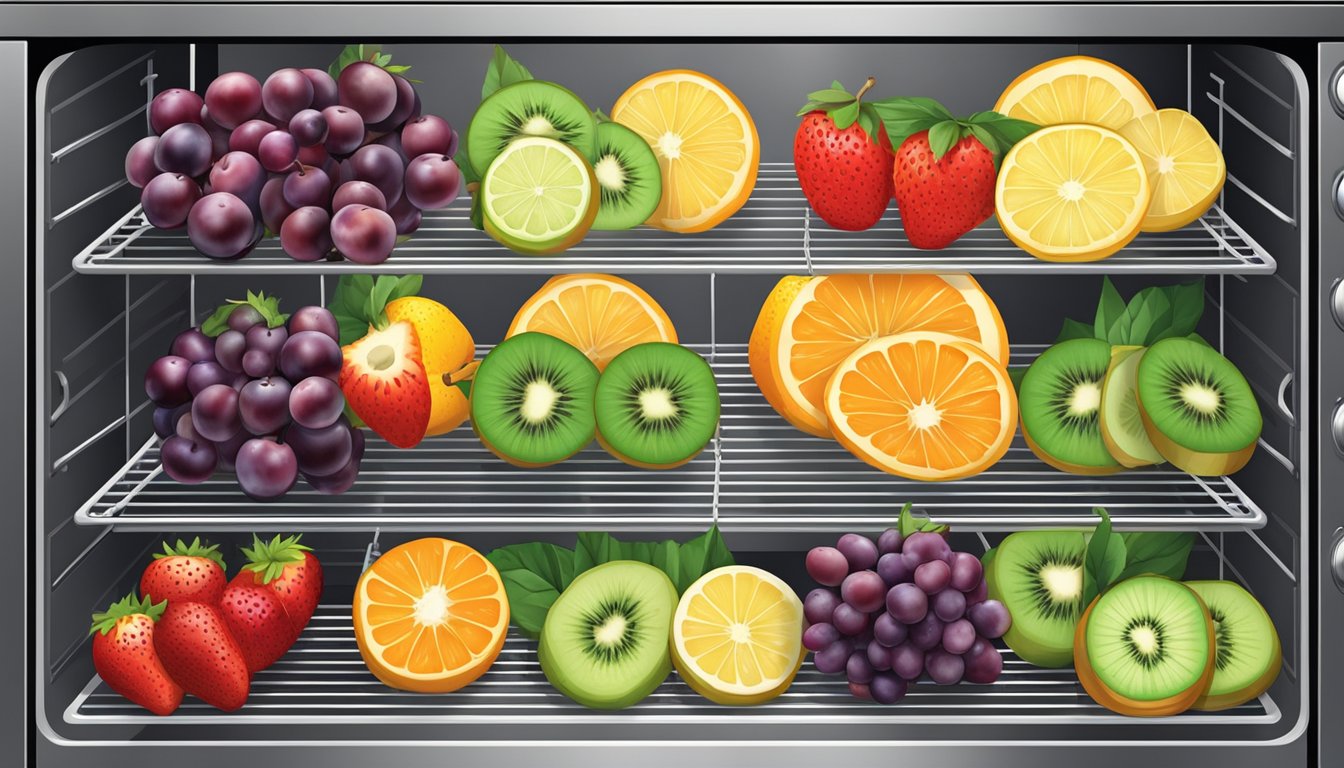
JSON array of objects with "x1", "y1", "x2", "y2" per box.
[
  {"x1": 1185, "y1": 580, "x2": 1281, "y2": 711},
  {"x1": 1136, "y1": 337, "x2": 1262, "y2": 476},
  {"x1": 1099, "y1": 346, "x2": 1163, "y2": 468},
  {"x1": 466, "y1": 80, "x2": 598, "y2": 177},
  {"x1": 1075, "y1": 575, "x2": 1215, "y2": 716},
  {"x1": 470, "y1": 332, "x2": 599, "y2": 467},
  {"x1": 538, "y1": 560, "x2": 678, "y2": 709},
  {"x1": 986, "y1": 530, "x2": 1086, "y2": 668},
  {"x1": 1019, "y1": 337, "x2": 1122, "y2": 474},
  {"x1": 595, "y1": 342, "x2": 720, "y2": 469},
  {"x1": 591, "y1": 121, "x2": 662, "y2": 231}
]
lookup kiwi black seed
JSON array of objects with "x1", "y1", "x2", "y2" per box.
[
  {"x1": 591, "y1": 121, "x2": 662, "y2": 231},
  {"x1": 466, "y1": 80, "x2": 598, "y2": 177},
  {"x1": 1018, "y1": 337, "x2": 1122, "y2": 474},
  {"x1": 594, "y1": 342, "x2": 719, "y2": 469}
]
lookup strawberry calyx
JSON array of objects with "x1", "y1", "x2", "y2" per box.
[
  {"x1": 90, "y1": 592, "x2": 167, "y2": 636},
  {"x1": 152, "y1": 536, "x2": 227, "y2": 571},
  {"x1": 240, "y1": 533, "x2": 312, "y2": 585},
  {"x1": 872, "y1": 97, "x2": 1040, "y2": 162},
  {"x1": 797, "y1": 77, "x2": 886, "y2": 145}
]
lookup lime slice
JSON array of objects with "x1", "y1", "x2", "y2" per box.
[{"x1": 481, "y1": 136, "x2": 598, "y2": 255}]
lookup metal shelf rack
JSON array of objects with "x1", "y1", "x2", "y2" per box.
[{"x1": 71, "y1": 165, "x2": 1276, "y2": 276}]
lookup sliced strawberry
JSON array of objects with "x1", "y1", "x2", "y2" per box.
[
  {"x1": 139, "y1": 537, "x2": 228, "y2": 604},
  {"x1": 238, "y1": 533, "x2": 324, "y2": 641},
  {"x1": 90, "y1": 593, "x2": 183, "y2": 716},
  {"x1": 340, "y1": 320, "x2": 431, "y2": 448},
  {"x1": 155, "y1": 601, "x2": 251, "y2": 711}
]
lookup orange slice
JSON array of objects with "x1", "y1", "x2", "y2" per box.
[
  {"x1": 610, "y1": 70, "x2": 759, "y2": 233},
  {"x1": 749, "y1": 274, "x2": 1008, "y2": 438},
  {"x1": 994, "y1": 56, "x2": 1156, "y2": 131},
  {"x1": 507, "y1": 273, "x2": 677, "y2": 371},
  {"x1": 823, "y1": 332, "x2": 1018, "y2": 481},
  {"x1": 353, "y1": 538, "x2": 509, "y2": 693}
]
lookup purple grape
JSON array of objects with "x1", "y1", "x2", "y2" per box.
[
  {"x1": 890, "y1": 643, "x2": 924, "y2": 681},
  {"x1": 915, "y1": 559, "x2": 952, "y2": 594},
  {"x1": 909, "y1": 613, "x2": 944, "y2": 651},
  {"x1": 876, "y1": 552, "x2": 912, "y2": 586},
  {"x1": 300, "y1": 68, "x2": 338, "y2": 110},
  {"x1": 282, "y1": 164, "x2": 332, "y2": 209},
  {"x1": 186, "y1": 361, "x2": 231, "y2": 396},
  {"x1": 903, "y1": 531, "x2": 952, "y2": 570},
  {"x1": 851, "y1": 629, "x2": 874, "y2": 648},
  {"x1": 283, "y1": 420, "x2": 353, "y2": 477},
  {"x1": 967, "y1": 600, "x2": 1012, "y2": 640},
  {"x1": 262, "y1": 68, "x2": 314, "y2": 123},
  {"x1": 227, "y1": 305, "x2": 265, "y2": 332},
  {"x1": 848, "y1": 681, "x2": 872, "y2": 700},
  {"x1": 802, "y1": 622, "x2": 840, "y2": 652},
  {"x1": 242, "y1": 348, "x2": 275, "y2": 378},
  {"x1": 125, "y1": 136, "x2": 161, "y2": 188},
  {"x1": 348, "y1": 423, "x2": 366, "y2": 463},
  {"x1": 234, "y1": 438, "x2": 298, "y2": 500},
  {"x1": 330, "y1": 204, "x2": 397, "y2": 264},
  {"x1": 245, "y1": 323, "x2": 289, "y2": 359},
  {"x1": 402, "y1": 115, "x2": 454, "y2": 158},
  {"x1": 846, "y1": 651, "x2": 875, "y2": 684},
  {"x1": 332, "y1": 180, "x2": 387, "y2": 212},
  {"x1": 229, "y1": 372, "x2": 251, "y2": 391},
  {"x1": 840, "y1": 570, "x2": 886, "y2": 613},
  {"x1": 229, "y1": 119, "x2": 277, "y2": 156},
  {"x1": 201, "y1": 109, "x2": 232, "y2": 162},
  {"x1": 304, "y1": 455, "x2": 360, "y2": 493},
  {"x1": 338, "y1": 62, "x2": 397, "y2": 123},
  {"x1": 925, "y1": 647, "x2": 965, "y2": 685},
  {"x1": 803, "y1": 588, "x2": 841, "y2": 625},
  {"x1": 409, "y1": 91, "x2": 424, "y2": 123},
  {"x1": 805, "y1": 547, "x2": 848, "y2": 586},
  {"x1": 187, "y1": 192, "x2": 257, "y2": 259},
  {"x1": 404, "y1": 153, "x2": 461, "y2": 210},
  {"x1": 160, "y1": 436, "x2": 217, "y2": 484},
  {"x1": 950, "y1": 552, "x2": 985, "y2": 593},
  {"x1": 831, "y1": 603, "x2": 870, "y2": 636},
  {"x1": 873, "y1": 612, "x2": 908, "y2": 648},
  {"x1": 170, "y1": 327, "x2": 215, "y2": 363},
  {"x1": 258, "y1": 130, "x2": 299, "y2": 173},
  {"x1": 154, "y1": 123, "x2": 212, "y2": 177},
  {"x1": 932, "y1": 588, "x2": 967, "y2": 623},
  {"x1": 175, "y1": 411, "x2": 204, "y2": 443},
  {"x1": 191, "y1": 383, "x2": 241, "y2": 442},
  {"x1": 836, "y1": 533, "x2": 879, "y2": 571},
  {"x1": 260, "y1": 177, "x2": 295, "y2": 233},
  {"x1": 322, "y1": 106, "x2": 365, "y2": 156},
  {"x1": 877, "y1": 528, "x2": 904, "y2": 556},
  {"x1": 239, "y1": 376, "x2": 292, "y2": 435},
  {"x1": 289, "y1": 108, "x2": 329, "y2": 147},
  {"x1": 141, "y1": 173, "x2": 201, "y2": 229},
  {"x1": 215, "y1": 430, "x2": 249, "y2": 473},
  {"x1": 153, "y1": 404, "x2": 185, "y2": 439},
  {"x1": 209, "y1": 151, "x2": 265, "y2": 211},
  {"x1": 812, "y1": 638, "x2": 851, "y2": 675},
  {"x1": 145, "y1": 355, "x2": 192, "y2": 406},
  {"x1": 963, "y1": 638, "x2": 1004, "y2": 684},
  {"x1": 885, "y1": 583, "x2": 927, "y2": 625},
  {"x1": 374, "y1": 129, "x2": 408, "y2": 162},
  {"x1": 367, "y1": 75, "x2": 417, "y2": 133},
  {"x1": 965, "y1": 578, "x2": 989, "y2": 607},
  {"x1": 869, "y1": 672, "x2": 907, "y2": 705},
  {"x1": 866, "y1": 641, "x2": 893, "y2": 672},
  {"x1": 349, "y1": 144, "x2": 404, "y2": 204},
  {"x1": 298, "y1": 143, "x2": 331, "y2": 170},
  {"x1": 288, "y1": 306, "x2": 339, "y2": 342},
  {"x1": 289, "y1": 375, "x2": 344, "y2": 429},
  {"x1": 278, "y1": 206, "x2": 333, "y2": 263},
  {"x1": 388, "y1": 192, "x2": 423, "y2": 235},
  {"x1": 942, "y1": 618, "x2": 977, "y2": 655},
  {"x1": 205, "y1": 72, "x2": 262, "y2": 129},
  {"x1": 214, "y1": 329, "x2": 247, "y2": 372},
  {"x1": 279, "y1": 331, "x2": 342, "y2": 381},
  {"x1": 149, "y1": 88, "x2": 205, "y2": 135}
]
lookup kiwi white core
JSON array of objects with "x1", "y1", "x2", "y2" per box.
[
  {"x1": 1180, "y1": 382, "x2": 1221, "y2": 414},
  {"x1": 1040, "y1": 563, "x2": 1083, "y2": 602},
  {"x1": 639, "y1": 388, "x2": 678, "y2": 421},
  {"x1": 413, "y1": 585, "x2": 450, "y2": 626},
  {"x1": 1070, "y1": 382, "x2": 1102, "y2": 416},
  {"x1": 593, "y1": 614, "x2": 628, "y2": 647},
  {"x1": 657, "y1": 132, "x2": 683, "y2": 159},
  {"x1": 520, "y1": 380, "x2": 561, "y2": 423},
  {"x1": 521, "y1": 115, "x2": 559, "y2": 139},
  {"x1": 595, "y1": 156, "x2": 627, "y2": 191},
  {"x1": 1129, "y1": 624, "x2": 1161, "y2": 657},
  {"x1": 908, "y1": 401, "x2": 943, "y2": 430}
]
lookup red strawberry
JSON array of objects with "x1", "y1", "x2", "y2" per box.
[
  {"x1": 90, "y1": 593, "x2": 183, "y2": 716},
  {"x1": 139, "y1": 537, "x2": 228, "y2": 604},
  {"x1": 794, "y1": 77, "x2": 894, "y2": 231},
  {"x1": 237, "y1": 533, "x2": 324, "y2": 640},
  {"x1": 340, "y1": 320, "x2": 431, "y2": 448},
  {"x1": 155, "y1": 601, "x2": 250, "y2": 711},
  {"x1": 884, "y1": 98, "x2": 1039, "y2": 249},
  {"x1": 220, "y1": 571, "x2": 294, "y2": 673}
]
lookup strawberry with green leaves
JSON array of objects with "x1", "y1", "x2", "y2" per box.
[
  {"x1": 794, "y1": 78, "x2": 894, "y2": 231},
  {"x1": 234, "y1": 534, "x2": 324, "y2": 642},
  {"x1": 90, "y1": 593, "x2": 184, "y2": 716},
  {"x1": 139, "y1": 537, "x2": 228, "y2": 605},
  {"x1": 875, "y1": 98, "x2": 1038, "y2": 249}
]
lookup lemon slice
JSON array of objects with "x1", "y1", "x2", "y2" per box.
[
  {"x1": 996, "y1": 123, "x2": 1151, "y2": 262},
  {"x1": 1119, "y1": 108, "x2": 1226, "y2": 232},
  {"x1": 671, "y1": 565, "x2": 805, "y2": 706},
  {"x1": 480, "y1": 136, "x2": 598, "y2": 255},
  {"x1": 995, "y1": 56, "x2": 1156, "y2": 130}
]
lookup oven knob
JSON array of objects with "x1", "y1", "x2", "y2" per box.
[
  {"x1": 1333, "y1": 66, "x2": 1344, "y2": 116},
  {"x1": 1335, "y1": 172, "x2": 1344, "y2": 219},
  {"x1": 1334, "y1": 280, "x2": 1344, "y2": 331},
  {"x1": 1333, "y1": 531, "x2": 1344, "y2": 593},
  {"x1": 1335, "y1": 401, "x2": 1344, "y2": 454}
]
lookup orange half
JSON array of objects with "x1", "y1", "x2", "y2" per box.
[
  {"x1": 823, "y1": 332, "x2": 1018, "y2": 481},
  {"x1": 353, "y1": 538, "x2": 509, "y2": 693}
]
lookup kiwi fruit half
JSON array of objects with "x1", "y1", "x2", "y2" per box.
[
  {"x1": 470, "y1": 332, "x2": 599, "y2": 467},
  {"x1": 1184, "y1": 580, "x2": 1281, "y2": 711},
  {"x1": 1075, "y1": 575, "x2": 1215, "y2": 717},
  {"x1": 1019, "y1": 337, "x2": 1122, "y2": 474},
  {"x1": 592, "y1": 121, "x2": 662, "y2": 231},
  {"x1": 595, "y1": 342, "x2": 720, "y2": 469},
  {"x1": 1136, "y1": 337, "x2": 1262, "y2": 476},
  {"x1": 466, "y1": 80, "x2": 598, "y2": 177},
  {"x1": 986, "y1": 530, "x2": 1086, "y2": 668},
  {"x1": 538, "y1": 560, "x2": 678, "y2": 709},
  {"x1": 1099, "y1": 345, "x2": 1163, "y2": 468}
]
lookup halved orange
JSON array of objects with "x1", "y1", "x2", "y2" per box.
[
  {"x1": 749, "y1": 274, "x2": 1008, "y2": 438},
  {"x1": 353, "y1": 538, "x2": 509, "y2": 693},
  {"x1": 507, "y1": 273, "x2": 677, "y2": 371},
  {"x1": 994, "y1": 56, "x2": 1156, "y2": 131},
  {"x1": 823, "y1": 332, "x2": 1018, "y2": 481}
]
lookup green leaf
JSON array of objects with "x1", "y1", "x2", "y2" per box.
[
  {"x1": 391, "y1": 274, "x2": 423, "y2": 301},
  {"x1": 966, "y1": 124, "x2": 1000, "y2": 157},
  {"x1": 469, "y1": 192, "x2": 485, "y2": 231},
  {"x1": 676, "y1": 526, "x2": 735, "y2": 592},
  {"x1": 830, "y1": 101, "x2": 860, "y2": 130},
  {"x1": 898, "y1": 502, "x2": 948, "y2": 537},
  {"x1": 488, "y1": 542, "x2": 577, "y2": 592},
  {"x1": 978, "y1": 114, "x2": 1040, "y2": 148},
  {"x1": 385, "y1": 64, "x2": 412, "y2": 74},
  {"x1": 153, "y1": 537, "x2": 226, "y2": 572},
  {"x1": 981, "y1": 546, "x2": 998, "y2": 575},
  {"x1": 91, "y1": 592, "x2": 167, "y2": 635},
  {"x1": 856, "y1": 103, "x2": 883, "y2": 144},
  {"x1": 927, "y1": 120, "x2": 962, "y2": 160},
  {"x1": 495, "y1": 568, "x2": 562, "y2": 638},
  {"x1": 327, "y1": 43, "x2": 372, "y2": 80},
  {"x1": 239, "y1": 533, "x2": 311, "y2": 585},
  {"x1": 200, "y1": 302, "x2": 238, "y2": 337},
  {"x1": 1165, "y1": 280, "x2": 1206, "y2": 341},
  {"x1": 872, "y1": 97, "x2": 956, "y2": 149},
  {"x1": 455, "y1": 144, "x2": 480, "y2": 186},
  {"x1": 482, "y1": 44, "x2": 533, "y2": 102},
  {"x1": 1082, "y1": 507, "x2": 1127, "y2": 608},
  {"x1": 1008, "y1": 366, "x2": 1027, "y2": 393},
  {"x1": 1187, "y1": 332, "x2": 1213, "y2": 347},
  {"x1": 1117, "y1": 532, "x2": 1194, "y2": 582},
  {"x1": 593, "y1": 108, "x2": 612, "y2": 123},
  {"x1": 1094, "y1": 277, "x2": 1127, "y2": 341},
  {"x1": 1055, "y1": 317, "x2": 1096, "y2": 343},
  {"x1": 830, "y1": 80, "x2": 844, "y2": 90},
  {"x1": 807, "y1": 88, "x2": 854, "y2": 103},
  {"x1": 574, "y1": 531, "x2": 624, "y2": 574}
]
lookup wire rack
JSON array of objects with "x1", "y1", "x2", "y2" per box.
[
  {"x1": 71, "y1": 164, "x2": 1276, "y2": 276},
  {"x1": 72, "y1": 345, "x2": 1265, "y2": 532}
]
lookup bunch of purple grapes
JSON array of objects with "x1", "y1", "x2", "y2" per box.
[
  {"x1": 125, "y1": 62, "x2": 460, "y2": 264},
  {"x1": 802, "y1": 529, "x2": 1012, "y2": 704},
  {"x1": 146, "y1": 305, "x2": 366, "y2": 500}
]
